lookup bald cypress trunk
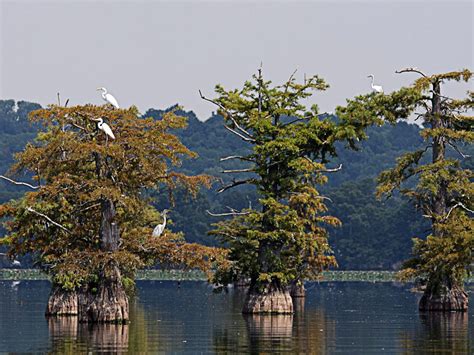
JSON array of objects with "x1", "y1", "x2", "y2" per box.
[
  {"x1": 78, "y1": 199, "x2": 129, "y2": 323},
  {"x1": 420, "y1": 81, "x2": 468, "y2": 312},
  {"x1": 46, "y1": 285, "x2": 78, "y2": 316},
  {"x1": 243, "y1": 280, "x2": 293, "y2": 314}
]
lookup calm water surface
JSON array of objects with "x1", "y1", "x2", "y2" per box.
[{"x1": 0, "y1": 281, "x2": 472, "y2": 353}]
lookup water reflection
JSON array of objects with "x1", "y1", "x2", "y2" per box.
[
  {"x1": 400, "y1": 312, "x2": 472, "y2": 354},
  {"x1": 1, "y1": 281, "x2": 472, "y2": 353},
  {"x1": 48, "y1": 317, "x2": 129, "y2": 353}
]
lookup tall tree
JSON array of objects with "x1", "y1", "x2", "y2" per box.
[
  {"x1": 0, "y1": 104, "x2": 225, "y2": 322},
  {"x1": 202, "y1": 69, "x2": 379, "y2": 313},
  {"x1": 340, "y1": 68, "x2": 473, "y2": 311}
]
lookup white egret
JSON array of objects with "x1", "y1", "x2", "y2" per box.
[
  {"x1": 152, "y1": 209, "x2": 169, "y2": 237},
  {"x1": 97, "y1": 118, "x2": 116, "y2": 140},
  {"x1": 367, "y1": 74, "x2": 384, "y2": 93},
  {"x1": 12, "y1": 260, "x2": 21, "y2": 267},
  {"x1": 97, "y1": 87, "x2": 120, "y2": 108}
]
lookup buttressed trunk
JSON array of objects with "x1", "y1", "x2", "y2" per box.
[
  {"x1": 419, "y1": 81, "x2": 468, "y2": 312},
  {"x1": 78, "y1": 198, "x2": 129, "y2": 323},
  {"x1": 243, "y1": 280, "x2": 293, "y2": 314},
  {"x1": 45, "y1": 285, "x2": 79, "y2": 316}
]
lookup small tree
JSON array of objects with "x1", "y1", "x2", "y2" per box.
[
  {"x1": 202, "y1": 69, "x2": 378, "y2": 313},
  {"x1": 340, "y1": 68, "x2": 473, "y2": 311},
  {"x1": 0, "y1": 104, "x2": 225, "y2": 322}
]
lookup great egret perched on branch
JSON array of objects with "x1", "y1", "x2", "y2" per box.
[
  {"x1": 152, "y1": 209, "x2": 169, "y2": 237},
  {"x1": 97, "y1": 87, "x2": 120, "y2": 108},
  {"x1": 96, "y1": 118, "x2": 115, "y2": 140},
  {"x1": 367, "y1": 74, "x2": 383, "y2": 93}
]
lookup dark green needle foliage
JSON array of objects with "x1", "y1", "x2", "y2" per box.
[{"x1": 206, "y1": 70, "x2": 382, "y2": 296}]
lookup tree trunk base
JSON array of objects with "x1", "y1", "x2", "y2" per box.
[
  {"x1": 419, "y1": 285, "x2": 468, "y2": 312},
  {"x1": 45, "y1": 285, "x2": 78, "y2": 316},
  {"x1": 78, "y1": 264, "x2": 129, "y2": 323},
  {"x1": 289, "y1": 281, "x2": 306, "y2": 298},
  {"x1": 243, "y1": 284, "x2": 293, "y2": 314}
]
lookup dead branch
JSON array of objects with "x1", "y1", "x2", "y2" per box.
[
  {"x1": 199, "y1": 90, "x2": 254, "y2": 139},
  {"x1": 0, "y1": 175, "x2": 40, "y2": 189},
  {"x1": 220, "y1": 155, "x2": 254, "y2": 162},
  {"x1": 222, "y1": 168, "x2": 255, "y2": 174},
  {"x1": 447, "y1": 141, "x2": 471, "y2": 159},
  {"x1": 445, "y1": 202, "x2": 474, "y2": 220},
  {"x1": 396, "y1": 67, "x2": 428, "y2": 78},
  {"x1": 206, "y1": 209, "x2": 250, "y2": 217},
  {"x1": 318, "y1": 164, "x2": 343, "y2": 173},
  {"x1": 217, "y1": 179, "x2": 253, "y2": 193},
  {"x1": 224, "y1": 125, "x2": 256, "y2": 142},
  {"x1": 26, "y1": 207, "x2": 71, "y2": 234}
]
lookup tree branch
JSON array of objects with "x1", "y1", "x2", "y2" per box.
[
  {"x1": 199, "y1": 90, "x2": 255, "y2": 139},
  {"x1": 26, "y1": 207, "x2": 71, "y2": 234},
  {"x1": 220, "y1": 155, "x2": 255, "y2": 162},
  {"x1": 217, "y1": 179, "x2": 253, "y2": 193},
  {"x1": 222, "y1": 168, "x2": 255, "y2": 174},
  {"x1": 447, "y1": 140, "x2": 471, "y2": 159},
  {"x1": 445, "y1": 202, "x2": 474, "y2": 220},
  {"x1": 396, "y1": 67, "x2": 428, "y2": 78},
  {"x1": 206, "y1": 202, "x2": 252, "y2": 217},
  {"x1": 224, "y1": 125, "x2": 256, "y2": 142},
  {"x1": 0, "y1": 175, "x2": 40, "y2": 190}
]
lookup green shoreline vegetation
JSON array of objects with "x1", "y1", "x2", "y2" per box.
[{"x1": 1, "y1": 269, "x2": 473, "y2": 283}]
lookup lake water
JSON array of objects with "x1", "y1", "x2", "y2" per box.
[{"x1": 0, "y1": 280, "x2": 472, "y2": 353}]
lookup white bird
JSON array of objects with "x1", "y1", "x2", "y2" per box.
[
  {"x1": 367, "y1": 74, "x2": 384, "y2": 93},
  {"x1": 97, "y1": 87, "x2": 120, "y2": 108},
  {"x1": 97, "y1": 118, "x2": 115, "y2": 140},
  {"x1": 152, "y1": 209, "x2": 169, "y2": 237},
  {"x1": 12, "y1": 260, "x2": 21, "y2": 267}
]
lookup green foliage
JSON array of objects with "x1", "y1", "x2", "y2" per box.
[
  {"x1": 0, "y1": 104, "x2": 224, "y2": 289},
  {"x1": 207, "y1": 70, "x2": 382, "y2": 290},
  {"x1": 342, "y1": 69, "x2": 473, "y2": 291}
]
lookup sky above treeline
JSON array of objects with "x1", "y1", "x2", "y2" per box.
[{"x1": 0, "y1": 0, "x2": 472, "y2": 121}]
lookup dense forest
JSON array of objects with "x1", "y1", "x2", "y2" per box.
[{"x1": 1, "y1": 99, "x2": 470, "y2": 270}]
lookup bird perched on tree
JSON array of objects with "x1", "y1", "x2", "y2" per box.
[
  {"x1": 96, "y1": 118, "x2": 115, "y2": 140},
  {"x1": 367, "y1": 74, "x2": 384, "y2": 93},
  {"x1": 152, "y1": 209, "x2": 169, "y2": 237},
  {"x1": 12, "y1": 260, "x2": 21, "y2": 267},
  {"x1": 97, "y1": 87, "x2": 120, "y2": 108}
]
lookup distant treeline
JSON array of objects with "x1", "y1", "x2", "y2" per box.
[{"x1": 1, "y1": 100, "x2": 471, "y2": 270}]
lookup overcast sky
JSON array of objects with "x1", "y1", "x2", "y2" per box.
[{"x1": 0, "y1": 0, "x2": 472, "y2": 120}]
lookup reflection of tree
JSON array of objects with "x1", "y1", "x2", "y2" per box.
[
  {"x1": 293, "y1": 307, "x2": 335, "y2": 353},
  {"x1": 245, "y1": 315, "x2": 294, "y2": 353},
  {"x1": 48, "y1": 318, "x2": 130, "y2": 353},
  {"x1": 399, "y1": 312, "x2": 471, "y2": 354},
  {"x1": 47, "y1": 299, "x2": 158, "y2": 353}
]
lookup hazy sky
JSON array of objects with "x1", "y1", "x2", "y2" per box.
[{"x1": 0, "y1": 0, "x2": 472, "y2": 120}]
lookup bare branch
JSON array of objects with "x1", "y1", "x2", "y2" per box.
[
  {"x1": 445, "y1": 202, "x2": 474, "y2": 220},
  {"x1": 396, "y1": 67, "x2": 428, "y2": 78},
  {"x1": 0, "y1": 175, "x2": 40, "y2": 190},
  {"x1": 318, "y1": 164, "x2": 343, "y2": 173},
  {"x1": 199, "y1": 90, "x2": 254, "y2": 139},
  {"x1": 217, "y1": 179, "x2": 253, "y2": 193},
  {"x1": 222, "y1": 168, "x2": 255, "y2": 174},
  {"x1": 206, "y1": 209, "x2": 250, "y2": 217},
  {"x1": 447, "y1": 141, "x2": 471, "y2": 159},
  {"x1": 224, "y1": 125, "x2": 256, "y2": 142},
  {"x1": 26, "y1": 207, "x2": 71, "y2": 234},
  {"x1": 220, "y1": 155, "x2": 254, "y2": 162}
]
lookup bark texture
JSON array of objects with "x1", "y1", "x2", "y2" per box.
[
  {"x1": 78, "y1": 263, "x2": 129, "y2": 323},
  {"x1": 419, "y1": 284, "x2": 468, "y2": 312},
  {"x1": 46, "y1": 285, "x2": 78, "y2": 316},
  {"x1": 243, "y1": 282, "x2": 293, "y2": 314},
  {"x1": 289, "y1": 281, "x2": 306, "y2": 298}
]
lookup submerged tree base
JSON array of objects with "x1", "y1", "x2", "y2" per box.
[
  {"x1": 289, "y1": 281, "x2": 306, "y2": 298},
  {"x1": 243, "y1": 283, "x2": 293, "y2": 314},
  {"x1": 46, "y1": 285, "x2": 78, "y2": 316},
  {"x1": 419, "y1": 285, "x2": 468, "y2": 312},
  {"x1": 78, "y1": 264, "x2": 129, "y2": 323}
]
